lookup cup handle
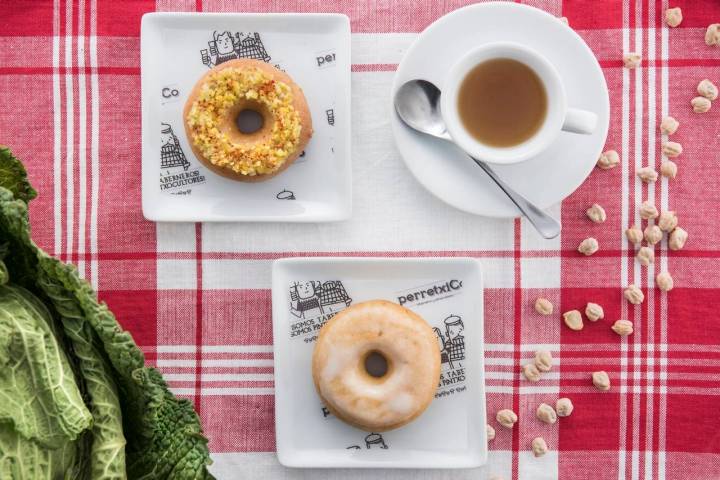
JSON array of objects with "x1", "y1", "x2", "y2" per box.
[{"x1": 562, "y1": 108, "x2": 597, "y2": 135}]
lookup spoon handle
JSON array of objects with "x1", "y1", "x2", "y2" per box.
[{"x1": 470, "y1": 157, "x2": 561, "y2": 239}]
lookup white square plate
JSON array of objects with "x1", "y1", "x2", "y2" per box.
[
  {"x1": 141, "y1": 13, "x2": 351, "y2": 222},
  {"x1": 272, "y1": 257, "x2": 487, "y2": 468}
]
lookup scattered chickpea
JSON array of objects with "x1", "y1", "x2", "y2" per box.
[
  {"x1": 486, "y1": 424, "x2": 496, "y2": 441},
  {"x1": 592, "y1": 371, "x2": 611, "y2": 391},
  {"x1": 639, "y1": 201, "x2": 659, "y2": 220},
  {"x1": 489, "y1": 476, "x2": 504, "y2": 480},
  {"x1": 625, "y1": 226, "x2": 644, "y2": 244},
  {"x1": 706, "y1": 24, "x2": 720, "y2": 46},
  {"x1": 532, "y1": 437, "x2": 549, "y2": 458},
  {"x1": 644, "y1": 225, "x2": 663, "y2": 245},
  {"x1": 691, "y1": 96, "x2": 712, "y2": 113},
  {"x1": 660, "y1": 161, "x2": 677, "y2": 179},
  {"x1": 586, "y1": 203, "x2": 607, "y2": 223},
  {"x1": 611, "y1": 319, "x2": 634, "y2": 336},
  {"x1": 535, "y1": 297, "x2": 554, "y2": 315},
  {"x1": 637, "y1": 166, "x2": 658, "y2": 183},
  {"x1": 496, "y1": 409, "x2": 518, "y2": 429},
  {"x1": 563, "y1": 309, "x2": 584, "y2": 331},
  {"x1": 656, "y1": 271, "x2": 674, "y2": 292},
  {"x1": 556, "y1": 398, "x2": 574, "y2": 417},
  {"x1": 597, "y1": 149, "x2": 620, "y2": 169},
  {"x1": 658, "y1": 210, "x2": 678, "y2": 232},
  {"x1": 536, "y1": 403, "x2": 558, "y2": 424},
  {"x1": 624, "y1": 284, "x2": 645, "y2": 304},
  {"x1": 522, "y1": 363, "x2": 542, "y2": 382},
  {"x1": 636, "y1": 246, "x2": 655, "y2": 267},
  {"x1": 659, "y1": 116, "x2": 679, "y2": 135},
  {"x1": 668, "y1": 227, "x2": 688, "y2": 250},
  {"x1": 578, "y1": 237, "x2": 599, "y2": 256},
  {"x1": 585, "y1": 302, "x2": 604, "y2": 321},
  {"x1": 662, "y1": 141, "x2": 683, "y2": 157},
  {"x1": 698, "y1": 79, "x2": 719, "y2": 101},
  {"x1": 534, "y1": 350, "x2": 553, "y2": 372},
  {"x1": 623, "y1": 52, "x2": 642, "y2": 69},
  {"x1": 665, "y1": 7, "x2": 682, "y2": 27}
]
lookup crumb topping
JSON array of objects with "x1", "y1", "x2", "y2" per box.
[{"x1": 186, "y1": 67, "x2": 302, "y2": 176}]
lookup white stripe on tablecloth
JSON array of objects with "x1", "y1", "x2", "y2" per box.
[
  {"x1": 90, "y1": 0, "x2": 100, "y2": 289},
  {"x1": 64, "y1": 0, "x2": 74, "y2": 260},
  {"x1": 157, "y1": 358, "x2": 275, "y2": 368},
  {"x1": 77, "y1": 0, "x2": 87, "y2": 278},
  {"x1": 156, "y1": 344, "x2": 274, "y2": 354},
  {"x1": 52, "y1": 0, "x2": 62, "y2": 256},
  {"x1": 645, "y1": 9, "x2": 657, "y2": 479},
  {"x1": 164, "y1": 373, "x2": 274, "y2": 382},
  {"x1": 658, "y1": 6, "x2": 670, "y2": 478}
]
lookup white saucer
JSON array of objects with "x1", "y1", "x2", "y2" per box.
[
  {"x1": 391, "y1": 2, "x2": 609, "y2": 218},
  {"x1": 272, "y1": 257, "x2": 486, "y2": 468}
]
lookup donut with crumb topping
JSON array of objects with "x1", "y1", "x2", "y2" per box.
[{"x1": 183, "y1": 59, "x2": 312, "y2": 182}]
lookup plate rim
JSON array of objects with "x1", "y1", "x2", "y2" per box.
[
  {"x1": 391, "y1": 1, "x2": 610, "y2": 219},
  {"x1": 140, "y1": 12, "x2": 352, "y2": 222},
  {"x1": 272, "y1": 256, "x2": 487, "y2": 468}
]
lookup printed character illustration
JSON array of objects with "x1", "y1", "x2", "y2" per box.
[
  {"x1": 364, "y1": 432, "x2": 388, "y2": 449},
  {"x1": 434, "y1": 315, "x2": 465, "y2": 369},
  {"x1": 160, "y1": 123, "x2": 190, "y2": 171},
  {"x1": 289, "y1": 281, "x2": 352, "y2": 319},
  {"x1": 201, "y1": 31, "x2": 271, "y2": 68}
]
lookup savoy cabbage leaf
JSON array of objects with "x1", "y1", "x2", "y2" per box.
[{"x1": 0, "y1": 148, "x2": 214, "y2": 479}]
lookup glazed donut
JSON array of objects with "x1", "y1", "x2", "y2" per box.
[
  {"x1": 312, "y1": 300, "x2": 441, "y2": 432},
  {"x1": 183, "y1": 59, "x2": 313, "y2": 182}
]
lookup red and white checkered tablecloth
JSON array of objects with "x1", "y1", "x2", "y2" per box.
[{"x1": 3, "y1": 0, "x2": 720, "y2": 478}]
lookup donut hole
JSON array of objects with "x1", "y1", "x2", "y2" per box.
[
  {"x1": 235, "y1": 108, "x2": 264, "y2": 134},
  {"x1": 363, "y1": 350, "x2": 389, "y2": 378}
]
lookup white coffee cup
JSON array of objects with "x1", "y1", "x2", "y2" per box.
[{"x1": 441, "y1": 42, "x2": 598, "y2": 165}]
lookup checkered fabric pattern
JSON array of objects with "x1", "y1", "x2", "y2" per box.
[{"x1": 2, "y1": 0, "x2": 720, "y2": 478}]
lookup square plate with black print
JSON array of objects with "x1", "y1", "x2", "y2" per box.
[
  {"x1": 140, "y1": 13, "x2": 351, "y2": 222},
  {"x1": 272, "y1": 257, "x2": 487, "y2": 468}
]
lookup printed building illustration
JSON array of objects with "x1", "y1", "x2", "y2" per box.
[
  {"x1": 160, "y1": 123, "x2": 190, "y2": 171},
  {"x1": 289, "y1": 281, "x2": 352, "y2": 319},
  {"x1": 201, "y1": 31, "x2": 271, "y2": 67}
]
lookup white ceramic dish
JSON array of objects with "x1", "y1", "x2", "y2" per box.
[
  {"x1": 141, "y1": 13, "x2": 351, "y2": 222},
  {"x1": 391, "y1": 2, "x2": 610, "y2": 218},
  {"x1": 272, "y1": 257, "x2": 486, "y2": 468}
]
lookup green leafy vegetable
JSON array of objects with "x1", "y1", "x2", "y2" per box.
[{"x1": 0, "y1": 148, "x2": 214, "y2": 479}]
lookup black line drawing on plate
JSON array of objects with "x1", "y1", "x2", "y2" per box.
[
  {"x1": 276, "y1": 189, "x2": 296, "y2": 200},
  {"x1": 433, "y1": 314, "x2": 465, "y2": 369},
  {"x1": 325, "y1": 108, "x2": 335, "y2": 126},
  {"x1": 300, "y1": 150, "x2": 306, "y2": 157},
  {"x1": 160, "y1": 123, "x2": 190, "y2": 171},
  {"x1": 200, "y1": 31, "x2": 271, "y2": 68},
  {"x1": 289, "y1": 281, "x2": 352, "y2": 319},
  {"x1": 365, "y1": 433, "x2": 388, "y2": 449},
  {"x1": 346, "y1": 445, "x2": 361, "y2": 450}
]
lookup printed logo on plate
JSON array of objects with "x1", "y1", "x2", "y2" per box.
[
  {"x1": 159, "y1": 123, "x2": 207, "y2": 195},
  {"x1": 289, "y1": 280, "x2": 352, "y2": 343},
  {"x1": 315, "y1": 48, "x2": 337, "y2": 69}
]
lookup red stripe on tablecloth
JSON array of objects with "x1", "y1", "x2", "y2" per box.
[
  {"x1": 3, "y1": 60, "x2": 720, "y2": 77},
  {"x1": 0, "y1": 66, "x2": 140, "y2": 75},
  {"x1": 194, "y1": 223, "x2": 203, "y2": 414},
  {"x1": 511, "y1": 218, "x2": 521, "y2": 480},
  {"x1": 351, "y1": 63, "x2": 398, "y2": 72},
  {"x1": 55, "y1": 249, "x2": 720, "y2": 262},
  {"x1": 196, "y1": 0, "x2": 202, "y2": 12}
]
